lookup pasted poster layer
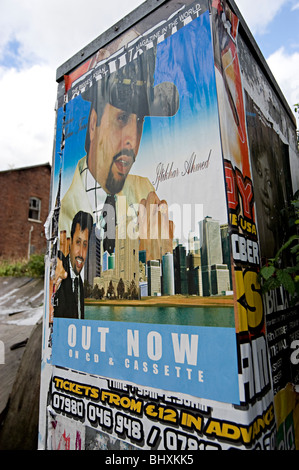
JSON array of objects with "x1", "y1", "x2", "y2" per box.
[
  {"x1": 48, "y1": 0, "x2": 238, "y2": 407},
  {"x1": 39, "y1": 0, "x2": 277, "y2": 450}
]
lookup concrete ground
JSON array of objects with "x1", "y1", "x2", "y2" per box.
[{"x1": 0, "y1": 277, "x2": 44, "y2": 450}]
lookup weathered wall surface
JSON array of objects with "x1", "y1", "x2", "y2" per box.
[{"x1": 237, "y1": 21, "x2": 298, "y2": 192}]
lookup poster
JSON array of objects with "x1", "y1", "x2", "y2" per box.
[
  {"x1": 212, "y1": 0, "x2": 298, "y2": 450},
  {"x1": 39, "y1": 0, "x2": 277, "y2": 451},
  {"x1": 246, "y1": 92, "x2": 299, "y2": 449}
]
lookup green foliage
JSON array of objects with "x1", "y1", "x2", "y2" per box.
[
  {"x1": 259, "y1": 193, "x2": 299, "y2": 300},
  {"x1": 0, "y1": 254, "x2": 45, "y2": 278},
  {"x1": 26, "y1": 254, "x2": 45, "y2": 277},
  {"x1": 0, "y1": 259, "x2": 26, "y2": 277}
]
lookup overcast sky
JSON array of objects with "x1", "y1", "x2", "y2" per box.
[{"x1": 0, "y1": 0, "x2": 298, "y2": 171}]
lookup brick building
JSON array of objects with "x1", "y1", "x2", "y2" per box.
[{"x1": 0, "y1": 163, "x2": 51, "y2": 260}]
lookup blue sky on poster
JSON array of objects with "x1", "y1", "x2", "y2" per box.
[{"x1": 0, "y1": 0, "x2": 298, "y2": 171}]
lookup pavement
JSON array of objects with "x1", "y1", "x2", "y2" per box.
[{"x1": 0, "y1": 276, "x2": 44, "y2": 417}]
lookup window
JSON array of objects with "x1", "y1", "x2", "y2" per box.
[{"x1": 28, "y1": 197, "x2": 41, "y2": 221}]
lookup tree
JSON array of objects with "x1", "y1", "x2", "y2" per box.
[
  {"x1": 83, "y1": 280, "x2": 92, "y2": 299},
  {"x1": 117, "y1": 278, "x2": 125, "y2": 299},
  {"x1": 92, "y1": 284, "x2": 101, "y2": 299},
  {"x1": 107, "y1": 280, "x2": 115, "y2": 298},
  {"x1": 128, "y1": 279, "x2": 138, "y2": 300}
]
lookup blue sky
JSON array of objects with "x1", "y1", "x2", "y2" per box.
[
  {"x1": 237, "y1": 0, "x2": 299, "y2": 54},
  {"x1": 255, "y1": 3, "x2": 299, "y2": 56},
  {"x1": 0, "y1": 0, "x2": 298, "y2": 172}
]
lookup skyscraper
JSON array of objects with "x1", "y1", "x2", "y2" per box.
[
  {"x1": 162, "y1": 252, "x2": 175, "y2": 295},
  {"x1": 173, "y1": 244, "x2": 188, "y2": 295},
  {"x1": 147, "y1": 260, "x2": 161, "y2": 296},
  {"x1": 199, "y1": 216, "x2": 223, "y2": 267},
  {"x1": 199, "y1": 216, "x2": 230, "y2": 296}
]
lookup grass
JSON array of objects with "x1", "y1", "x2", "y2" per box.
[{"x1": 0, "y1": 254, "x2": 45, "y2": 278}]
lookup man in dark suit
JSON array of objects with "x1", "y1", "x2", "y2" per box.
[{"x1": 54, "y1": 211, "x2": 93, "y2": 319}]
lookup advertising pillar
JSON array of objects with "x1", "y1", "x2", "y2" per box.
[{"x1": 39, "y1": 0, "x2": 298, "y2": 450}]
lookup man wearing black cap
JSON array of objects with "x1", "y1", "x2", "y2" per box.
[{"x1": 58, "y1": 46, "x2": 179, "y2": 264}]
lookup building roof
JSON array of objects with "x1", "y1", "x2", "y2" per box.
[{"x1": 0, "y1": 162, "x2": 51, "y2": 174}]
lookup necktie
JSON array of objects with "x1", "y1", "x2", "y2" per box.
[
  {"x1": 74, "y1": 277, "x2": 79, "y2": 316},
  {"x1": 102, "y1": 194, "x2": 116, "y2": 254}
]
